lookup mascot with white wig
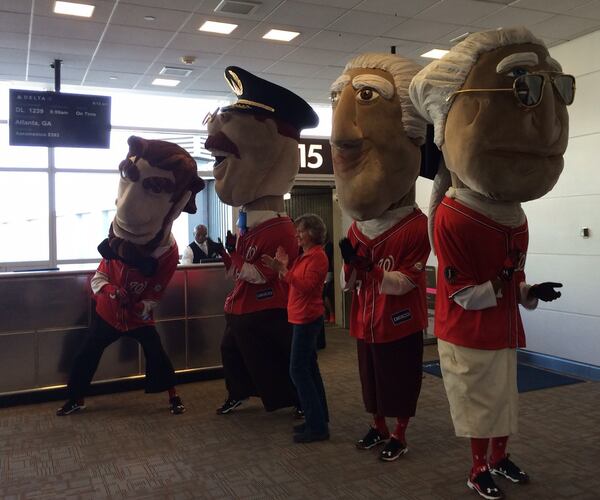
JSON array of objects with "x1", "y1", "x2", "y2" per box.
[
  {"x1": 205, "y1": 67, "x2": 319, "y2": 416},
  {"x1": 331, "y1": 54, "x2": 430, "y2": 462},
  {"x1": 57, "y1": 136, "x2": 205, "y2": 417},
  {"x1": 409, "y1": 27, "x2": 574, "y2": 499}
]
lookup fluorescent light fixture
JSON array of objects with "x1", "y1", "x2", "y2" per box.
[
  {"x1": 421, "y1": 48, "x2": 449, "y2": 59},
  {"x1": 152, "y1": 78, "x2": 180, "y2": 87},
  {"x1": 263, "y1": 29, "x2": 300, "y2": 42},
  {"x1": 283, "y1": 192, "x2": 291, "y2": 200},
  {"x1": 199, "y1": 20, "x2": 238, "y2": 34},
  {"x1": 54, "y1": 1, "x2": 95, "y2": 17}
]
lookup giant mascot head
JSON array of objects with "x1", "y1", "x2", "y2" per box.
[
  {"x1": 409, "y1": 27, "x2": 574, "y2": 203},
  {"x1": 106, "y1": 135, "x2": 205, "y2": 268},
  {"x1": 204, "y1": 66, "x2": 318, "y2": 208},
  {"x1": 330, "y1": 53, "x2": 427, "y2": 221}
]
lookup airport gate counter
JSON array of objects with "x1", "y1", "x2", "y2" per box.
[{"x1": 0, "y1": 263, "x2": 232, "y2": 402}]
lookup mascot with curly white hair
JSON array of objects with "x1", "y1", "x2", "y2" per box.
[{"x1": 410, "y1": 27, "x2": 574, "y2": 499}]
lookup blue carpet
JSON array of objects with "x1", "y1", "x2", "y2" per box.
[{"x1": 422, "y1": 360, "x2": 585, "y2": 393}]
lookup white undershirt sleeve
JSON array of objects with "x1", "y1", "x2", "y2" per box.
[
  {"x1": 452, "y1": 281, "x2": 498, "y2": 310},
  {"x1": 237, "y1": 262, "x2": 267, "y2": 284},
  {"x1": 379, "y1": 270, "x2": 416, "y2": 296},
  {"x1": 341, "y1": 267, "x2": 357, "y2": 291},
  {"x1": 90, "y1": 271, "x2": 110, "y2": 294},
  {"x1": 181, "y1": 246, "x2": 193, "y2": 265},
  {"x1": 519, "y1": 282, "x2": 538, "y2": 310}
]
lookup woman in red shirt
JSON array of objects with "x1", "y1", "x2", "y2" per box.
[{"x1": 263, "y1": 213, "x2": 330, "y2": 443}]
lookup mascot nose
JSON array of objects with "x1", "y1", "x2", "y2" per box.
[{"x1": 331, "y1": 86, "x2": 362, "y2": 145}]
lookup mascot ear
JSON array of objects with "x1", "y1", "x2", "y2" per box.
[{"x1": 167, "y1": 191, "x2": 192, "y2": 224}]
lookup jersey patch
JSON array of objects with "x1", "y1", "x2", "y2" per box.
[
  {"x1": 391, "y1": 309, "x2": 412, "y2": 325},
  {"x1": 256, "y1": 288, "x2": 274, "y2": 300}
]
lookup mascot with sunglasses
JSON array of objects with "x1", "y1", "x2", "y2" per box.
[
  {"x1": 57, "y1": 136, "x2": 205, "y2": 417},
  {"x1": 410, "y1": 27, "x2": 573, "y2": 500}
]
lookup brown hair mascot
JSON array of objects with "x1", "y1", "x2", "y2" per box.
[
  {"x1": 331, "y1": 53, "x2": 430, "y2": 461},
  {"x1": 410, "y1": 27, "x2": 574, "y2": 499},
  {"x1": 57, "y1": 136, "x2": 205, "y2": 417},
  {"x1": 204, "y1": 67, "x2": 319, "y2": 416}
]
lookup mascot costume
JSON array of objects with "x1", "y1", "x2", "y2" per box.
[
  {"x1": 409, "y1": 27, "x2": 573, "y2": 499},
  {"x1": 57, "y1": 136, "x2": 205, "y2": 416},
  {"x1": 330, "y1": 54, "x2": 430, "y2": 462},
  {"x1": 204, "y1": 66, "x2": 319, "y2": 415}
]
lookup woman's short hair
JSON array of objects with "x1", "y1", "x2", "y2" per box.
[{"x1": 295, "y1": 213, "x2": 327, "y2": 245}]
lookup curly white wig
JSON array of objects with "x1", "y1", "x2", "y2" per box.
[
  {"x1": 409, "y1": 27, "x2": 549, "y2": 147},
  {"x1": 342, "y1": 53, "x2": 427, "y2": 145}
]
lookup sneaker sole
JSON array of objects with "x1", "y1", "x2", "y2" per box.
[
  {"x1": 216, "y1": 401, "x2": 243, "y2": 415},
  {"x1": 490, "y1": 469, "x2": 528, "y2": 484},
  {"x1": 379, "y1": 447, "x2": 408, "y2": 462},
  {"x1": 356, "y1": 439, "x2": 385, "y2": 450},
  {"x1": 170, "y1": 408, "x2": 186, "y2": 415},
  {"x1": 467, "y1": 479, "x2": 504, "y2": 500},
  {"x1": 57, "y1": 405, "x2": 85, "y2": 416}
]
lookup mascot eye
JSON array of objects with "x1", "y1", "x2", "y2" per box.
[
  {"x1": 507, "y1": 67, "x2": 529, "y2": 78},
  {"x1": 356, "y1": 87, "x2": 379, "y2": 103},
  {"x1": 330, "y1": 91, "x2": 341, "y2": 105}
]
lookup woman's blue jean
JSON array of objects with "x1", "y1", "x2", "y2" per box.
[{"x1": 290, "y1": 316, "x2": 329, "y2": 434}]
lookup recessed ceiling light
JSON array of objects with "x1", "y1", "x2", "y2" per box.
[
  {"x1": 53, "y1": 1, "x2": 95, "y2": 18},
  {"x1": 199, "y1": 20, "x2": 238, "y2": 34},
  {"x1": 263, "y1": 29, "x2": 299, "y2": 42},
  {"x1": 152, "y1": 78, "x2": 180, "y2": 87},
  {"x1": 421, "y1": 48, "x2": 449, "y2": 59},
  {"x1": 144, "y1": 15, "x2": 156, "y2": 21}
]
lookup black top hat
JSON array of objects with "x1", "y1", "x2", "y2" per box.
[{"x1": 222, "y1": 66, "x2": 319, "y2": 132}]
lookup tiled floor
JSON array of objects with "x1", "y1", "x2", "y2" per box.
[{"x1": 0, "y1": 327, "x2": 598, "y2": 499}]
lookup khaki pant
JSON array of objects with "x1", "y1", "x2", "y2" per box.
[{"x1": 438, "y1": 339, "x2": 519, "y2": 438}]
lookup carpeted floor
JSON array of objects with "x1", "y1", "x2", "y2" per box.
[{"x1": 0, "y1": 327, "x2": 598, "y2": 499}]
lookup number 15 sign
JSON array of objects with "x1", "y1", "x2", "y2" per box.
[{"x1": 297, "y1": 137, "x2": 333, "y2": 176}]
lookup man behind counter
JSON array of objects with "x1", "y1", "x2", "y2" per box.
[{"x1": 181, "y1": 224, "x2": 222, "y2": 264}]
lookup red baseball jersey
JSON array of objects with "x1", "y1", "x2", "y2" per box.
[
  {"x1": 347, "y1": 209, "x2": 430, "y2": 343},
  {"x1": 434, "y1": 197, "x2": 529, "y2": 349},
  {"x1": 94, "y1": 242, "x2": 178, "y2": 331},
  {"x1": 224, "y1": 216, "x2": 298, "y2": 315}
]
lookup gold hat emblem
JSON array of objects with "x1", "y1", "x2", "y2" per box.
[{"x1": 226, "y1": 69, "x2": 243, "y2": 96}]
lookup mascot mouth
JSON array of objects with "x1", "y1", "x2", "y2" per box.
[
  {"x1": 113, "y1": 217, "x2": 156, "y2": 241},
  {"x1": 205, "y1": 132, "x2": 240, "y2": 169}
]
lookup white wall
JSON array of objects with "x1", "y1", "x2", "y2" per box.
[{"x1": 519, "y1": 31, "x2": 600, "y2": 366}]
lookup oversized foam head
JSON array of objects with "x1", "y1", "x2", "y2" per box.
[
  {"x1": 112, "y1": 135, "x2": 205, "y2": 248},
  {"x1": 409, "y1": 27, "x2": 574, "y2": 202},
  {"x1": 330, "y1": 53, "x2": 427, "y2": 221},
  {"x1": 205, "y1": 66, "x2": 318, "y2": 207}
]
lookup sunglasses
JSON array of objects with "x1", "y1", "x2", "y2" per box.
[
  {"x1": 202, "y1": 107, "x2": 220, "y2": 126},
  {"x1": 446, "y1": 72, "x2": 576, "y2": 108}
]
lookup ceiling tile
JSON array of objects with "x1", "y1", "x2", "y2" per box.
[
  {"x1": 0, "y1": 12, "x2": 31, "y2": 33},
  {"x1": 282, "y1": 47, "x2": 354, "y2": 66},
  {"x1": 0, "y1": 0, "x2": 33, "y2": 14},
  {"x1": 265, "y1": 1, "x2": 346, "y2": 29},
  {"x1": 531, "y1": 15, "x2": 600, "y2": 40},
  {"x1": 303, "y1": 30, "x2": 372, "y2": 51},
  {"x1": 31, "y1": 36, "x2": 98, "y2": 56},
  {"x1": 89, "y1": 57, "x2": 155, "y2": 73},
  {"x1": 169, "y1": 32, "x2": 240, "y2": 52},
  {"x1": 112, "y1": 4, "x2": 193, "y2": 31},
  {"x1": 217, "y1": 55, "x2": 275, "y2": 72},
  {"x1": 263, "y1": 60, "x2": 326, "y2": 77},
  {"x1": 511, "y1": 0, "x2": 591, "y2": 15},
  {"x1": 475, "y1": 7, "x2": 555, "y2": 29},
  {"x1": 355, "y1": 36, "x2": 425, "y2": 55},
  {"x1": 385, "y1": 18, "x2": 461, "y2": 42},
  {"x1": 416, "y1": 0, "x2": 503, "y2": 25},
  {"x1": 328, "y1": 10, "x2": 406, "y2": 36},
  {"x1": 103, "y1": 25, "x2": 175, "y2": 47},
  {"x1": 158, "y1": 49, "x2": 223, "y2": 68},
  {"x1": 570, "y1": 1, "x2": 600, "y2": 21},
  {"x1": 356, "y1": 0, "x2": 440, "y2": 17},
  {"x1": 226, "y1": 40, "x2": 298, "y2": 59},
  {"x1": 95, "y1": 42, "x2": 165, "y2": 62}
]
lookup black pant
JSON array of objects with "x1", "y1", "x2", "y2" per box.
[
  {"x1": 221, "y1": 309, "x2": 298, "y2": 411},
  {"x1": 66, "y1": 314, "x2": 176, "y2": 400}
]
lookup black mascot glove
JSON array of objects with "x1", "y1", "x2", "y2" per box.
[
  {"x1": 339, "y1": 238, "x2": 356, "y2": 265},
  {"x1": 530, "y1": 282, "x2": 563, "y2": 302},
  {"x1": 225, "y1": 230, "x2": 237, "y2": 253},
  {"x1": 500, "y1": 266, "x2": 515, "y2": 281},
  {"x1": 215, "y1": 237, "x2": 226, "y2": 257},
  {"x1": 339, "y1": 238, "x2": 373, "y2": 272}
]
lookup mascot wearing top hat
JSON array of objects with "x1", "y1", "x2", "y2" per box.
[
  {"x1": 205, "y1": 67, "x2": 319, "y2": 415},
  {"x1": 410, "y1": 27, "x2": 573, "y2": 499}
]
